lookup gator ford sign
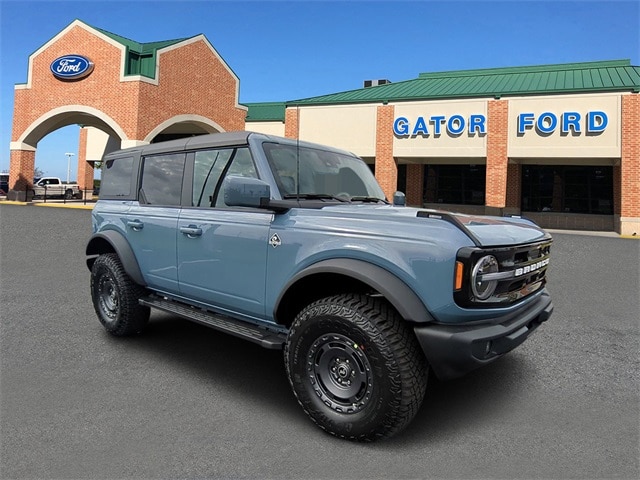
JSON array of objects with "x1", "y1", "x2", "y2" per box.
[
  {"x1": 517, "y1": 111, "x2": 608, "y2": 134},
  {"x1": 50, "y1": 55, "x2": 94, "y2": 80},
  {"x1": 394, "y1": 110, "x2": 608, "y2": 138},
  {"x1": 393, "y1": 114, "x2": 487, "y2": 137}
]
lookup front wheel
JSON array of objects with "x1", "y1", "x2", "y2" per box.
[
  {"x1": 90, "y1": 253, "x2": 149, "y2": 336},
  {"x1": 285, "y1": 294, "x2": 428, "y2": 441}
]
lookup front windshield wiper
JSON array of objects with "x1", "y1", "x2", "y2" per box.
[
  {"x1": 349, "y1": 196, "x2": 389, "y2": 204},
  {"x1": 283, "y1": 193, "x2": 350, "y2": 202}
]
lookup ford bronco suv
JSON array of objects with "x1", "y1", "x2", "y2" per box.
[{"x1": 86, "y1": 131, "x2": 553, "y2": 441}]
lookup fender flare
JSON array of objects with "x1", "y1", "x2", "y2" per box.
[
  {"x1": 85, "y1": 231, "x2": 146, "y2": 286},
  {"x1": 276, "y1": 258, "x2": 434, "y2": 323}
]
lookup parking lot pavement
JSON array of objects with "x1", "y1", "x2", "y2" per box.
[{"x1": 1, "y1": 204, "x2": 638, "y2": 479}]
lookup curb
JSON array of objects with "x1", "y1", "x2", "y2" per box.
[
  {"x1": 34, "y1": 202, "x2": 94, "y2": 210},
  {"x1": 0, "y1": 200, "x2": 94, "y2": 209}
]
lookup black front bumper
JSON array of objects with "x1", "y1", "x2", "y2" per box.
[{"x1": 414, "y1": 291, "x2": 553, "y2": 380}]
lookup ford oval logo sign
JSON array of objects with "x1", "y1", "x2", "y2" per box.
[{"x1": 50, "y1": 55, "x2": 94, "y2": 80}]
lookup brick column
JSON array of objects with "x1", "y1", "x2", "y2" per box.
[
  {"x1": 8, "y1": 149, "x2": 35, "y2": 201},
  {"x1": 505, "y1": 162, "x2": 521, "y2": 212},
  {"x1": 486, "y1": 99, "x2": 509, "y2": 213},
  {"x1": 406, "y1": 164, "x2": 424, "y2": 207},
  {"x1": 375, "y1": 104, "x2": 397, "y2": 200},
  {"x1": 620, "y1": 94, "x2": 640, "y2": 236},
  {"x1": 77, "y1": 127, "x2": 94, "y2": 194},
  {"x1": 284, "y1": 107, "x2": 299, "y2": 139}
]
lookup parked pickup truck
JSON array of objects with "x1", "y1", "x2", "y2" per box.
[{"x1": 31, "y1": 177, "x2": 82, "y2": 199}]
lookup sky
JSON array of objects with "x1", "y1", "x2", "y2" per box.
[{"x1": 0, "y1": 0, "x2": 638, "y2": 180}]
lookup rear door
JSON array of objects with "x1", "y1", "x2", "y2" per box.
[
  {"x1": 177, "y1": 146, "x2": 271, "y2": 320},
  {"x1": 126, "y1": 152, "x2": 186, "y2": 293}
]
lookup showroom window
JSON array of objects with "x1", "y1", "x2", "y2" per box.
[
  {"x1": 423, "y1": 165, "x2": 486, "y2": 205},
  {"x1": 521, "y1": 165, "x2": 613, "y2": 214}
]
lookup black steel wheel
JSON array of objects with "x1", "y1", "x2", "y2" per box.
[
  {"x1": 285, "y1": 293, "x2": 428, "y2": 441},
  {"x1": 90, "y1": 253, "x2": 149, "y2": 336}
]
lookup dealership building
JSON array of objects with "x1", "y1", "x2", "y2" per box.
[{"x1": 9, "y1": 20, "x2": 640, "y2": 235}]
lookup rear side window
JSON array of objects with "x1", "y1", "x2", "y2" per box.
[
  {"x1": 101, "y1": 157, "x2": 134, "y2": 197},
  {"x1": 140, "y1": 153, "x2": 186, "y2": 206}
]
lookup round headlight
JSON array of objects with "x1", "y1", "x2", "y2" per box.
[{"x1": 471, "y1": 255, "x2": 499, "y2": 300}]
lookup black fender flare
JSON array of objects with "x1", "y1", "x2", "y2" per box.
[
  {"x1": 85, "y1": 231, "x2": 146, "y2": 286},
  {"x1": 276, "y1": 258, "x2": 434, "y2": 323}
]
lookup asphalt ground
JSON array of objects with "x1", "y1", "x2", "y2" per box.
[{"x1": 0, "y1": 204, "x2": 638, "y2": 480}]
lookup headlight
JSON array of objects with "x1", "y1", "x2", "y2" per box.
[{"x1": 471, "y1": 255, "x2": 499, "y2": 300}]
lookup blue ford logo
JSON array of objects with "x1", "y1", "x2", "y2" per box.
[{"x1": 50, "y1": 55, "x2": 94, "y2": 80}]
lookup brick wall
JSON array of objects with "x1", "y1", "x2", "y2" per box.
[
  {"x1": 10, "y1": 22, "x2": 244, "y2": 191},
  {"x1": 375, "y1": 104, "x2": 397, "y2": 200},
  {"x1": 405, "y1": 164, "x2": 424, "y2": 206},
  {"x1": 505, "y1": 162, "x2": 521, "y2": 209},
  {"x1": 621, "y1": 94, "x2": 640, "y2": 218},
  {"x1": 284, "y1": 108, "x2": 299, "y2": 139},
  {"x1": 77, "y1": 127, "x2": 94, "y2": 192},
  {"x1": 486, "y1": 100, "x2": 509, "y2": 209},
  {"x1": 8, "y1": 150, "x2": 35, "y2": 198}
]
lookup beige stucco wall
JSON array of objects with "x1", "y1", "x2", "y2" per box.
[
  {"x1": 508, "y1": 93, "x2": 621, "y2": 158},
  {"x1": 392, "y1": 99, "x2": 488, "y2": 158},
  {"x1": 245, "y1": 121, "x2": 285, "y2": 137},
  {"x1": 85, "y1": 127, "x2": 120, "y2": 161},
  {"x1": 297, "y1": 105, "x2": 377, "y2": 156}
]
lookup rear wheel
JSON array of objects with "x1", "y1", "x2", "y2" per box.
[
  {"x1": 285, "y1": 293, "x2": 428, "y2": 441},
  {"x1": 64, "y1": 189, "x2": 73, "y2": 200},
  {"x1": 90, "y1": 253, "x2": 149, "y2": 336}
]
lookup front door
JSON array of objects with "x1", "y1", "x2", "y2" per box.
[{"x1": 177, "y1": 147, "x2": 271, "y2": 321}]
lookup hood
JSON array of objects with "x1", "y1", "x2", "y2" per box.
[
  {"x1": 432, "y1": 211, "x2": 551, "y2": 246},
  {"x1": 320, "y1": 204, "x2": 551, "y2": 247}
]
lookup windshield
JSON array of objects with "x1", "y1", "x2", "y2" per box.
[{"x1": 262, "y1": 142, "x2": 386, "y2": 201}]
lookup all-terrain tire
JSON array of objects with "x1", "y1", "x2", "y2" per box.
[
  {"x1": 90, "y1": 253, "x2": 150, "y2": 336},
  {"x1": 285, "y1": 293, "x2": 428, "y2": 441}
]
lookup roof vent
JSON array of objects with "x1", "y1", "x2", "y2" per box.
[{"x1": 364, "y1": 79, "x2": 391, "y2": 88}]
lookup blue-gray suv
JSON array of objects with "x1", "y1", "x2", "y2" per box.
[{"x1": 86, "y1": 131, "x2": 553, "y2": 441}]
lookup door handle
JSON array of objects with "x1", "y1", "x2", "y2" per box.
[
  {"x1": 127, "y1": 220, "x2": 144, "y2": 231},
  {"x1": 180, "y1": 225, "x2": 203, "y2": 237}
]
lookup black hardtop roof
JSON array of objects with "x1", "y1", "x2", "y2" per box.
[
  {"x1": 103, "y1": 131, "x2": 358, "y2": 159},
  {"x1": 104, "y1": 131, "x2": 253, "y2": 158}
]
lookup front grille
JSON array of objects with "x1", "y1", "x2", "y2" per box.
[{"x1": 455, "y1": 240, "x2": 552, "y2": 307}]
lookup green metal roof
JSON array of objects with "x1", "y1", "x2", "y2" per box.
[
  {"x1": 286, "y1": 60, "x2": 640, "y2": 106},
  {"x1": 244, "y1": 102, "x2": 286, "y2": 122},
  {"x1": 92, "y1": 24, "x2": 194, "y2": 79}
]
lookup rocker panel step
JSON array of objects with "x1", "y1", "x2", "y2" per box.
[{"x1": 140, "y1": 295, "x2": 286, "y2": 349}]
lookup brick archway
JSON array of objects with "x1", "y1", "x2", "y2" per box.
[
  {"x1": 144, "y1": 114, "x2": 226, "y2": 144},
  {"x1": 9, "y1": 19, "x2": 247, "y2": 199}
]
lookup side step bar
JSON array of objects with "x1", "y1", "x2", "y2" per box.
[{"x1": 139, "y1": 295, "x2": 286, "y2": 349}]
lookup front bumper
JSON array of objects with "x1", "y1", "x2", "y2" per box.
[{"x1": 414, "y1": 291, "x2": 553, "y2": 380}]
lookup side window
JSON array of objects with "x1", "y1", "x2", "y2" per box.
[
  {"x1": 192, "y1": 148, "x2": 234, "y2": 207},
  {"x1": 140, "y1": 153, "x2": 185, "y2": 206},
  {"x1": 191, "y1": 147, "x2": 257, "y2": 208},
  {"x1": 49, "y1": 178, "x2": 60, "y2": 185},
  {"x1": 101, "y1": 157, "x2": 134, "y2": 197}
]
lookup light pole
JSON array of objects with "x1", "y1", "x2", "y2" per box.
[{"x1": 65, "y1": 152, "x2": 74, "y2": 184}]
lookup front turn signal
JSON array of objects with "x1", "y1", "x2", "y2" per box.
[{"x1": 454, "y1": 261, "x2": 464, "y2": 291}]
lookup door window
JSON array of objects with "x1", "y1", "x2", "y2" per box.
[
  {"x1": 140, "y1": 153, "x2": 186, "y2": 206},
  {"x1": 191, "y1": 147, "x2": 257, "y2": 208}
]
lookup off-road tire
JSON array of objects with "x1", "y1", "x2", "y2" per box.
[
  {"x1": 285, "y1": 293, "x2": 428, "y2": 441},
  {"x1": 90, "y1": 253, "x2": 149, "y2": 336}
]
